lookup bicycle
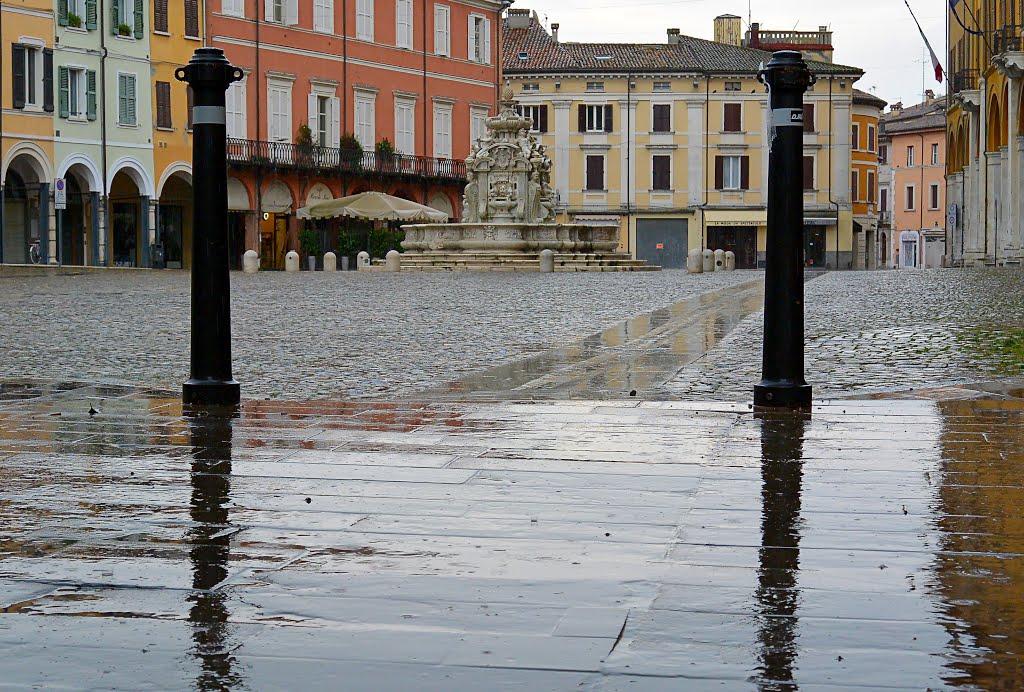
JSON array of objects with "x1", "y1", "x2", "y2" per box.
[{"x1": 28, "y1": 240, "x2": 42, "y2": 265}]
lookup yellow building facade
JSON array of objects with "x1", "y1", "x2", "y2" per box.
[
  {"x1": 947, "y1": 0, "x2": 1024, "y2": 266},
  {"x1": 504, "y1": 10, "x2": 870, "y2": 269},
  {"x1": 851, "y1": 89, "x2": 886, "y2": 269},
  {"x1": 1, "y1": 0, "x2": 56, "y2": 264}
]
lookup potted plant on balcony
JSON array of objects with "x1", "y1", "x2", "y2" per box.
[
  {"x1": 117, "y1": 22, "x2": 132, "y2": 37},
  {"x1": 375, "y1": 137, "x2": 397, "y2": 173},
  {"x1": 296, "y1": 123, "x2": 314, "y2": 168},
  {"x1": 339, "y1": 133, "x2": 362, "y2": 172},
  {"x1": 299, "y1": 226, "x2": 320, "y2": 271},
  {"x1": 68, "y1": 12, "x2": 82, "y2": 27}
]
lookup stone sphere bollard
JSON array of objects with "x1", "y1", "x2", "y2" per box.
[
  {"x1": 539, "y1": 249, "x2": 555, "y2": 273},
  {"x1": 242, "y1": 249, "x2": 259, "y2": 273},
  {"x1": 357, "y1": 251, "x2": 370, "y2": 271},
  {"x1": 687, "y1": 248, "x2": 703, "y2": 274},
  {"x1": 714, "y1": 249, "x2": 726, "y2": 271},
  {"x1": 725, "y1": 251, "x2": 736, "y2": 271},
  {"x1": 285, "y1": 251, "x2": 300, "y2": 272},
  {"x1": 702, "y1": 249, "x2": 714, "y2": 273},
  {"x1": 385, "y1": 250, "x2": 401, "y2": 272},
  {"x1": 323, "y1": 252, "x2": 337, "y2": 272}
]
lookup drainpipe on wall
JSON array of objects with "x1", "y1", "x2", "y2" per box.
[
  {"x1": 100, "y1": 0, "x2": 110, "y2": 266},
  {"x1": 255, "y1": 5, "x2": 262, "y2": 230},
  {"x1": 702, "y1": 74, "x2": 710, "y2": 251},
  {"x1": 827, "y1": 74, "x2": 839, "y2": 270}
]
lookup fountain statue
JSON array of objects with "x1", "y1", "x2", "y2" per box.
[{"x1": 400, "y1": 88, "x2": 657, "y2": 271}]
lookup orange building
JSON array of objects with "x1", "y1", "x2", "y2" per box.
[
  {"x1": 207, "y1": 0, "x2": 503, "y2": 269},
  {"x1": 880, "y1": 95, "x2": 947, "y2": 269},
  {"x1": 851, "y1": 89, "x2": 886, "y2": 269}
]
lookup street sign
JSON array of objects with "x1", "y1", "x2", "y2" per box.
[
  {"x1": 947, "y1": 203, "x2": 958, "y2": 229},
  {"x1": 54, "y1": 178, "x2": 67, "y2": 210}
]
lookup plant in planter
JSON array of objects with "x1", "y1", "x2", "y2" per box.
[
  {"x1": 339, "y1": 133, "x2": 362, "y2": 172},
  {"x1": 299, "y1": 227, "x2": 321, "y2": 271},
  {"x1": 68, "y1": 12, "x2": 82, "y2": 27},
  {"x1": 375, "y1": 138, "x2": 397, "y2": 173},
  {"x1": 117, "y1": 23, "x2": 132, "y2": 36},
  {"x1": 295, "y1": 123, "x2": 314, "y2": 167}
]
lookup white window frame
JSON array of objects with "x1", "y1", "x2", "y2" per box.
[
  {"x1": 117, "y1": 72, "x2": 138, "y2": 126},
  {"x1": 313, "y1": 0, "x2": 333, "y2": 33},
  {"x1": 470, "y1": 106, "x2": 488, "y2": 148},
  {"x1": 394, "y1": 96, "x2": 416, "y2": 155},
  {"x1": 266, "y1": 0, "x2": 296, "y2": 24},
  {"x1": 519, "y1": 104, "x2": 543, "y2": 133},
  {"x1": 585, "y1": 154, "x2": 605, "y2": 191},
  {"x1": 68, "y1": 66, "x2": 86, "y2": 118},
  {"x1": 928, "y1": 183, "x2": 940, "y2": 210},
  {"x1": 226, "y1": 76, "x2": 247, "y2": 139},
  {"x1": 586, "y1": 81, "x2": 604, "y2": 92},
  {"x1": 867, "y1": 124, "x2": 876, "y2": 152},
  {"x1": 851, "y1": 169, "x2": 860, "y2": 201},
  {"x1": 722, "y1": 155, "x2": 742, "y2": 191},
  {"x1": 434, "y1": 4, "x2": 450, "y2": 56},
  {"x1": 19, "y1": 44, "x2": 44, "y2": 109},
  {"x1": 68, "y1": 0, "x2": 84, "y2": 20},
  {"x1": 396, "y1": 0, "x2": 413, "y2": 49},
  {"x1": 118, "y1": 0, "x2": 132, "y2": 27},
  {"x1": 651, "y1": 153, "x2": 672, "y2": 191},
  {"x1": 354, "y1": 88, "x2": 377, "y2": 151},
  {"x1": 433, "y1": 100, "x2": 453, "y2": 159},
  {"x1": 222, "y1": 0, "x2": 244, "y2": 18},
  {"x1": 267, "y1": 76, "x2": 294, "y2": 142},
  {"x1": 931, "y1": 143, "x2": 939, "y2": 165},
  {"x1": 468, "y1": 13, "x2": 491, "y2": 64},
  {"x1": 653, "y1": 81, "x2": 672, "y2": 92},
  {"x1": 356, "y1": 0, "x2": 374, "y2": 40},
  {"x1": 585, "y1": 105, "x2": 605, "y2": 133},
  {"x1": 905, "y1": 184, "x2": 916, "y2": 211},
  {"x1": 907, "y1": 145, "x2": 915, "y2": 167},
  {"x1": 851, "y1": 123, "x2": 860, "y2": 151}
]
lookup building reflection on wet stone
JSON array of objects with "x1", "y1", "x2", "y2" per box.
[
  {"x1": 752, "y1": 411, "x2": 808, "y2": 690},
  {"x1": 187, "y1": 409, "x2": 244, "y2": 690}
]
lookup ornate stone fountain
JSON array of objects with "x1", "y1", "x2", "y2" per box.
[{"x1": 399, "y1": 89, "x2": 657, "y2": 271}]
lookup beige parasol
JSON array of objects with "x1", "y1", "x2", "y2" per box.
[{"x1": 297, "y1": 191, "x2": 449, "y2": 222}]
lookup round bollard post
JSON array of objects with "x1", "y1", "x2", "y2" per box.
[
  {"x1": 754, "y1": 51, "x2": 815, "y2": 408},
  {"x1": 539, "y1": 249, "x2": 555, "y2": 273},
  {"x1": 285, "y1": 251, "x2": 300, "y2": 272},
  {"x1": 714, "y1": 249, "x2": 725, "y2": 271},
  {"x1": 385, "y1": 250, "x2": 401, "y2": 272},
  {"x1": 323, "y1": 252, "x2": 337, "y2": 272},
  {"x1": 702, "y1": 249, "x2": 714, "y2": 273},
  {"x1": 725, "y1": 251, "x2": 736, "y2": 271},
  {"x1": 356, "y1": 251, "x2": 370, "y2": 271},
  {"x1": 242, "y1": 249, "x2": 259, "y2": 273},
  {"x1": 176, "y1": 48, "x2": 243, "y2": 407},
  {"x1": 341, "y1": 255, "x2": 350, "y2": 271},
  {"x1": 687, "y1": 248, "x2": 703, "y2": 274}
]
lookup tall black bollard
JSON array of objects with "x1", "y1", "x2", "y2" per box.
[
  {"x1": 754, "y1": 51, "x2": 815, "y2": 409},
  {"x1": 176, "y1": 49, "x2": 244, "y2": 407}
]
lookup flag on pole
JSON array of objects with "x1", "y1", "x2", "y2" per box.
[{"x1": 905, "y1": 0, "x2": 944, "y2": 83}]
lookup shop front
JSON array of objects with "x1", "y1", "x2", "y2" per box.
[{"x1": 704, "y1": 210, "x2": 766, "y2": 269}]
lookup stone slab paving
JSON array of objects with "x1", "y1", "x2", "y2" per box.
[{"x1": 2, "y1": 380, "x2": 1024, "y2": 689}]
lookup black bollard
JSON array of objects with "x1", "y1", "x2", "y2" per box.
[
  {"x1": 176, "y1": 49, "x2": 243, "y2": 407},
  {"x1": 754, "y1": 51, "x2": 815, "y2": 409}
]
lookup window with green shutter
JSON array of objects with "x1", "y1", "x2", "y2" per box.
[
  {"x1": 86, "y1": 70, "x2": 97, "y2": 120},
  {"x1": 58, "y1": 0, "x2": 69, "y2": 26},
  {"x1": 134, "y1": 0, "x2": 144, "y2": 38},
  {"x1": 85, "y1": 0, "x2": 97, "y2": 29},
  {"x1": 118, "y1": 74, "x2": 137, "y2": 125},
  {"x1": 58, "y1": 66, "x2": 70, "y2": 118}
]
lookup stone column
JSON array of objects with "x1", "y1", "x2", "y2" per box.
[
  {"x1": 687, "y1": 100, "x2": 704, "y2": 208},
  {"x1": 90, "y1": 191, "x2": 100, "y2": 266},
  {"x1": 244, "y1": 211, "x2": 259, "y2": 254},
  {"x1": 979, "y1": 77, "x2": 989, "y2": 261},
  {"x1": 620, "y1": 100, "x2": 638, "y2": 211},
  {"x1": 141, "y1": 195, "x2": 152, "y2": 268},
  {"x1": 553, "y1": 100, "x2": 572, "y2": 210},
  {"x1": 1007, "y1": 79, "x2": 1019, "y2": 255},
  {"x1": 37, "y1": 182, "x2": 51, "y2": 264}
]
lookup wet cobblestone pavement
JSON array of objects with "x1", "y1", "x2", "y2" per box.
[{"x1": 2, "y1": 381, "x2": 1024, "y2": 689}]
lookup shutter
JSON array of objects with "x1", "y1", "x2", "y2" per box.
[
  {"x1": 483, "y1": 18, "x2": 491, "y2": 64},
  {"x1": 58, "y1": 66, "x2": 70, "y2": 118},
  {"x1": 740, "y1": 156, "x2": 750, "y2": 190},
  {"x1": 85, "y1": 0, "x2": 97, "y2": 29},
  {"x1": 154, "y1": 0, "x2": 167, "y2": 32},
  {"x1": 468, "y1": 15, "x2": 476, "y2": 60},
  {"x1": 186, "y1": 86, "x2": 194, "y2": 130},
  {"x1": 325, "y1": 0, "x2": 334, "y2": 33},
  {"x1": 118, "y1": 74, "x2": 128, "y2": 123},
  {"x1": 539, "y1": 105, "x2": 548, "y2": 133},
  {"x1": 58, "y1": 0, "x2": 69, "y2": 26},
  {"x1": 308, "y1": 93, "x2": 317, "y2": 140},
  {"x1": 133, "y1": 0, "x2": 143, "y2": 38},
  {"x1": 803, "y1": 156, "x2": 814, "y2": 190},
  {"x1": 803, "y1": 103, "x2": 814, "y2": 132},
  {"x1": 128, "y1": 76, "x2": 137, "y2": 124},
  {"x1": 330, "y1": 97, "x2": 341, "y2": 148},
  {"x1": 265, "y1": 0, "x2": 273, "y2": 21},
  {"x1": 714, "y1": 156, "x2": 724, "y2": 189},
  {"x1": 86, "y1": 70, "x2": 97, "y2": 120},
  {"x1": 111, "y1": 0, "x2": 119, "y2": 34},
  {"x1": 724, "y1": 103, "x2": 741, "y2": 132},
  {"x1": 185, "y1": 0, "x2": 197, "y2": 36},
  {"x1": 285, "y1": 0, "x2": 297, "y2": 25},
  {"x1": 578, "y1": 104, "x2": 586, "y2": 132},
  {"x1": 43, "y1": 49, "x2": 54, "y2": 113},
  {"x1": 12, "y1": 46, "x2": 25, "y2": 110},
  {"x1": 155, "y1": 82, "x2": 168, "y2": 127},
  {"x1": 604, "y1": 104, "x2": 613, "y2": 132},
  {"x1": 434, "y1": 6, "x2": 444, "y2": 54}
]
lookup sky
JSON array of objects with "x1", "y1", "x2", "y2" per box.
[{"x1": 511, "y1": 0, "x2": 947, "y2": 108}]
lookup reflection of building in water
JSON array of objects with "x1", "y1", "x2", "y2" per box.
[
  {"x1": 753, "y1": 412, "x2": 808, "y2": 687},
  {"x1": 932, "y1": 399, "x2": 1024, "y2": 689}
]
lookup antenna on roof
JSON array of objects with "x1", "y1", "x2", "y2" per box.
[{"x1": 748, "y1": 0, "x2": 752, "y2": 32}]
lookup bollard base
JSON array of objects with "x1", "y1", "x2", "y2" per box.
[
  {"x1": 753, "y1": 382, "x2": 813, "y2": 409},
  {"x1": 183, "y1": 378, "x2": 241, "y2": 407}
]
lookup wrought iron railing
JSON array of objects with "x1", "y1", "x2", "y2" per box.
[
  {"x1": 748, "y1": 29, "x2": 832, "y2": 49},
  {"x1": 879, "y1": 210, "x2": 892, "y2": 226},
  {"x1": 994, "y1": 26, "x2": 1023, "y2": 54},
  {"x1": 225, "y1": 139, "x2": 467, "y2": 181},
  {"x1": 951, "y1": 69, "x2": 979, "y2": 94}
]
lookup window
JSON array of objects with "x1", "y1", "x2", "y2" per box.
[
  {"x1": 396, "y1": 0, "x2": 412, "y2": 48},
  {"x1": 470, "y1": 106, "x2": 488, "y2": 147},
  {"x1": 354, "y1": 90, "x2": 376, "y2": 150},
  {"x1": 521, "y1": 83, "x2": 540, "y2": 92},
  {"x1": 929, "y1": 183, "x2": 940, "y2": 210},
  {"x1": 652, "y1": 155, "x2": 671, "y2": 190},
  {"x1": 868, "y1": 125, "x2": 876, "y2": 152},
  {"x1": 580, "y1": 104, "x2": 612, "y2": 133},
  {"x1": 725, "y1": 81, "x2": 742, "y2": 91},
  {"x1": 266, "y1": 0, "x2": 297, "y2": 24},
  {"x1": 11, "y1": 45, "x2": 49, "y2": 110},
  {"x1": 117, "y1": 0, "x2": 133, "y2": 29},
  {"x1": 880, "y1": 187, "x2": 888, "y2": 212},
  {"x1": 315, "y1": 95, "x2": 330, "y2": 145},
  {"x1": 58, "y1": 66, "x2": 89, "y2": 119},
  {"x1": 434, "y1": 4, "x2": 450, "y2": 55},
  {"x1": 313, "y1": 0, "x2": 333, "y2": 33},
  {"x1": 222, "y1": 0, "x2": 244, "y2": 18},
  {"x1": 395, "y1": 97, "x2": 416, "y2": 154},
  {"x1": 519, "y1": 105, "x2": 547, "y2": 133},
  {"x1": 868, "y1": 171, "x2": 876, "y2": 203},
  {"x1": 715, "y1": 155, "x2": 749, "y2": 190},
  {"x1": 155, "y1": 80, "x2": 171, "y2": 128},
  {"x1": 652, "y1": 104, "x2": 671, "y2": 133},
  {"x1": 356, "y1": 0, "x2": 373, "y2": 40},
  {"x1": 226, "y1": 78, "x2": 247, "y2": 138},
  {"x1": 851, "y1": 170, "x2": 859, "y2": 201},
  {"x1": 723, "y1": 103, "x2": 741, "y2": 132},
  {"x1": 803, "y1": 103, "x2": 814, "y2": 133},
  {"x1": 586, "y1": 82, "x2": 604, "y2": 92},
  {"x1": 851, "y1": 123, "x2": 860, "y2": 150},
  {"x1": 268, "y1": 79, "x2": 292, "y2": 141},
  {"x1": 586, "y1": 155, "x2": 604, "y2": 191},
  {"x1": 61, "y1": 0, "x2": 98, "y2": 29},
  {"x1": 154, "y1": 0, "x2": 168, "y2": 32},
  {"x1": 117, "y1": 73, "x2": 137, "y2": 126},
  {"x1": 469, "y1": 15, "x2": 491, "y2": 63},
  {"x1": 185, "y1": 0, "x2": 200, "y2": 37},
  {"x1": 653, "y1": 81, "x2": 671, "y2": 92},
  {"x1": 879, "y1": 144, "x2": 888, "y2": 164},
  {"x1": 803, "y1": 155, "x2": 814, "y2": 191},
  {"x1": 433, "y1": 102, "x2": 452, "y2": 159},
  {"x1": 907, "y1": 145, "x2": 915, "y2": 166},
  {"x1": 905, "y1": 185, "x2": 915, "y2": 211},
  {"x1": 931, "y1": 143, "x2": 939, "y2": 165}
]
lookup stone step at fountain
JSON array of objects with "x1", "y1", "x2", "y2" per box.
[{"x1": 387, "y1": 252, "x2": 660, "y2": 272}]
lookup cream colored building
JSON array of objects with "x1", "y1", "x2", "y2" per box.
[{"x1": 503, "y1": 10, "x2": 867, "y2": 269}]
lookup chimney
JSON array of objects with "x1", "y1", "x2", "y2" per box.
[
  {"x1": 713, "y1": 15, "x2": 742, "y2": 47},
  {"x1": 924, "y1": 89, "x2": 935, "y2": 101},
  {"x1": 551, "y1": 22, "x2": 559, "y2": 43},
  {"x1": 891, "y1": 101, "x2": 903, "y2": 112},
  {"x1": 667, "y1": 28, "x2": 680, "y2": 45},
  {"x1": 506, "y1": 8, "x2": 532, "y2": 30}
]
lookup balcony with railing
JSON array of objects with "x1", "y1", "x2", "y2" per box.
[
  {"x1": 879, "y1": 210, "x2": 892, "y2": 227},
  {"x1": 746, "y1": 26, "x2": 833, "y2": 51},
  {"x1": 951, "y1": 69, "x2": 979, "y2": 94},
  {"x1": 994, "y1": 25, "x2": 1023, "y2": 55},
  {"x1": 226, "y1": 139, "x2": 467, "y2": 182}
]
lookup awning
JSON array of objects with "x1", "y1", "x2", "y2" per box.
[
  {"x1": 572, "y1": 214, "x2": 621, "y2": 227},
  {"x1": 262, "y1": 181, "x2": 293, "y2": 215},
  {"x1": 227, "y1": 178, "x2": 250, "y2": 211},
  {"x1": 704, "y1": 209, "x2": 766, "y2": 227},
  {"x1": 299, "y1": 191, "x2": 449, "y2": 222}
]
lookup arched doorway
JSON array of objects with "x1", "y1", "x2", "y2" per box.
[
  {"x1": 109, "y1": 170, "x2": 145, "y2": 267},
  {"x1": 158, "y1": 170, "x2": 193, "y2": 269},
  {"x1": 2, "y1": 150, "x2": 49, "y2": 264},
  {"x1": 428, "y1": 192, "x2": 455, "y2": 220},
  {"x1": 988, "y1": 94, "x2": 1004, "y2": 152},
  {"x1": 59, "y1": 159, "x2": 103, "y2": 266},
  {"x1": 260, "y1": 180, "x2": 294, "y2": 270},
  {"x1": 227, "y1": 177, "x2": 251, "y2": 270}
]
